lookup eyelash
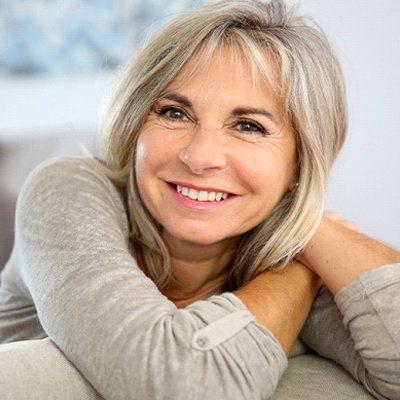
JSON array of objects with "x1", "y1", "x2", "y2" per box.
[
  {"x1": 155, "y1": 106, "x2": 189, "y2": 122},
  {"x1": 233, "y1": 119, "x2": 267, "y2": 135},
  {"x1": 154, "y1": 104, "x2": 268, "y2": 135}
]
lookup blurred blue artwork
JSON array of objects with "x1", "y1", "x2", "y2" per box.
[{"x1": 0, "y1": 0, "x2": 203, "y2": 74}]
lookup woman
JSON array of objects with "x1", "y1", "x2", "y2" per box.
[{"x1": 0, "y1": 1, "x2": 399, "y2": 399}]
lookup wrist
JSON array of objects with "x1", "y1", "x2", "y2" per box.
[
  {"x1": 235, "y1": 262, "x2": 321, "y2": 356},
  {"x1": 299, "y1": 216, "x2": 336, "y2": 274},
  {"x1": 299, "y1": 215, "x2": 400, "y2": 295}
]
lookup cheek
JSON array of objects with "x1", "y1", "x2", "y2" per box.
[
  {"x1": 135, "y1": 131, "x2": 179, "y2": 193},
  {"x1": 135, "y1": 134, "x2": 157, "y2": 196},
  {"x1": 244, "y1": 153, "x2": 295, "y2": 192},
  {"x1": 135, "y1": 131, "x2": 163, "y2": 172},
  {"x1": 135, "y1": 137, "x2": 144, "y2": 165},
  {"x1": 136, "y1": 128, "x2": 180, "y2": 166},
  {"x1": 135, "y1": 138, "x2": 148, "y2": 185}
]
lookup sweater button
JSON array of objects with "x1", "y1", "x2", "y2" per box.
[{"x1": 196, "y1": 336, "x2": 209, "y2": 348}]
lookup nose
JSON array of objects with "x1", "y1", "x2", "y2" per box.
[{"x1": 179, "y1": 125, "x2": 227, "y2": 174}]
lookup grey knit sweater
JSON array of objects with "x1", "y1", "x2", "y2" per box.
[{"x1": 0, "y1": 157, "x2": 399, "y2": 400}]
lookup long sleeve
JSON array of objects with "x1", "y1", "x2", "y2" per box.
[
  {"x1": 4, "y1": 157, "x2": 287, "y2": 400},
  {"x1": 300, "y1": 263, "x2": 400, "y2": 400}
]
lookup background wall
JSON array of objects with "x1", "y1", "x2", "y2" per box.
[{"x1": 0, "y1": 0, "x2": 399, "y2": 247}]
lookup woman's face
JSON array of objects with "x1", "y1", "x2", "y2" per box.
[{"x1": 136, "y1": 47, "x2": 297, "y2": 250}]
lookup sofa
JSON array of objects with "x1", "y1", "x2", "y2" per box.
[{"x1": 0, "y1": 183, "x2": 16, "y2": 271}]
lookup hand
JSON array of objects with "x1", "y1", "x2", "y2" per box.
[
  {"x1": 299, "y1": 210, "x2": 400, "y2": 295},
  {"x1": 298, "y1": 210, "x2": 359, "y2": 272}
]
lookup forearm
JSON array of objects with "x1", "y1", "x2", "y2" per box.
[
  {"x1": 300, "y1": 216, "x2": 400, "y2": 295},
  {"x1": 301, "y1": 263, "x2": 400, "y2": 399},
  {"x1": 235, "y1": 261, "x2": 321, "y2": 356}
]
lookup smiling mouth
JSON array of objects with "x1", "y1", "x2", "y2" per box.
[{"x1": 176, "y1": 185, "x2": 229, "y2": 202}]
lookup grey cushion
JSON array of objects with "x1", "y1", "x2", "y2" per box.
[
  {"x1": 0, "y1": 183, "x2": 16, "y2": 271},
  {"x1": 272, "y1": 354, "x2": 375, "y2": 399}
]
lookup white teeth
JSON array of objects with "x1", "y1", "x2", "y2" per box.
[
  {"x1": 176, "y1": 185, "x2": 228, "y2": 202},
  {"x1": 188, "y1": 188, "x2": 198, "y2": 200},
  {"x1": 181, "y1": 186, "x2": 189, "y2": 196},
  {"x1": 207, "y1": 192, "x2": 216, "y2": 201},
  {"x1": 198, "y1": 191, "x2": 209, "y2": 201}
]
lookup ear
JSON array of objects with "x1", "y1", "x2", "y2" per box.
[{"x1": 288, "y1": 181, "x2": 299, "y2": 194}]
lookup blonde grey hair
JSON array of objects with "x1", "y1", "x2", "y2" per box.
[{"x1": 99, "y1": 0, "x2": 348, "y2": 290}]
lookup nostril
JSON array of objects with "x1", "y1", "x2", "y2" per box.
[{"x1": 179, "y1": 147, "x2": 227, "y2": 175}]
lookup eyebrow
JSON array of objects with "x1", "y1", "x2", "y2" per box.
[
  {"x1": 231, "y1": 107, "x2": 277, "y2": 123},
  {"x1": 159, "y1": 92, "x2": 192, "y2": 108},
  {"x1": 159, "y1": 91, "x2": 278, "y2": 123}
]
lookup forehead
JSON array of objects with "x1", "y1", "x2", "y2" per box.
[{"x1": 168, "y1": 42, "x2": 281, "y2": 97}]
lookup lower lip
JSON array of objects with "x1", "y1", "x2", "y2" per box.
[{"x1": 167, "y1": 184, "x2": 235, "y2": 211}]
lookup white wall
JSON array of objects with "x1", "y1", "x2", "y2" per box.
[{"x1": 286, "y1": 0, "x2": 400, "y2": 247}]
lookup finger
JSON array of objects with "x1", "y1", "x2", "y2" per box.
[
  {"x1": 340, "y1": 220, "x2": 359, "y2": 231},
  {"x1": 324, "y1": 210, "x2": 342, "y2": 221}
]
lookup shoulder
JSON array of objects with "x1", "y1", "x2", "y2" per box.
[
  {"x1": 21, "y1": 156, "x2": 120, "y2": 199},
  {"x1": 24, "y1": 156, "x2": 110, "y2": 186},
  {"x1": 17, "y1": 156, "x2": 130, "y2": 237}
]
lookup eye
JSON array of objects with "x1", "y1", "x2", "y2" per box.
[
  {"x1": 156, "y1": 106, "x2": 189, "y2": 122},
  {"x1": 233, "y1": 119, "x2": 267, "y2": 135}
]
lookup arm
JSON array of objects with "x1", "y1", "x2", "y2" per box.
[
  {"x1": 15, "y1": 157, "x2": 289, "y2": 400},
  {"x1": 300, "y1": 214, "x2": 400, "y2": 295},
  {"x1": 235, "y1": 261, "x2": 321, "y2": 356},
  {"x1": 300, "y1": 214, "x2": 400, "y2": 399}
]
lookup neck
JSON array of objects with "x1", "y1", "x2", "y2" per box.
[{"x1": 161, "y1": 235, "x2": 239, "y2": 308}]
